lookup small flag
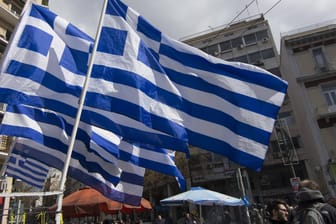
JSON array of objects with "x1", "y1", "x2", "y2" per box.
[{"x1": 5, "y1": 149, "x2": 49, "y2": 189}]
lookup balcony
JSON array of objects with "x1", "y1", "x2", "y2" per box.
[
  {"x1": 315, "y1": 104, "x2": 336, "y2": 117},
  {"x1": 0, "y1": 4, "x2": 20, "y2": 27},
  {"x1": 315, "y1": 104, "x2": 336, "y2": 128}
]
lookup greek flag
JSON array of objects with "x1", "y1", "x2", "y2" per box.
[
  {"x1": 90, "y1": 0, "x2": 288, "y2": 171},
  {"x1": 0, "y1": 0, "x2": 288, "y2": 174},
  {"x1": 0, "y1": 3, "x2": 185, "y2": 192},
  {"x1": 5, "y1": 149, "x2": 49, "y2": 189},
  {"x1": 0, "y1": 3, "x2": 188, "y2": 152},
  {"x1": 1, "y1": 105, "x2": 144, "y2": 204},
  {"x1": 1, "y1": 104, "x2": 185, "y2": 190},
  {"x1": 11, "y1": 137, "x2": 145, "y2": 204}
]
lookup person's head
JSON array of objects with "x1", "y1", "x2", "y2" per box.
[
  {"x1": 299, "y1": 179, "x2": 320, "y2": 190},
  {"x1": 296, "y1": 179, "x2": 324, "y2": 204},
  {"x1": 267, "y1": 199, "x2": 289, "y2": 222}
]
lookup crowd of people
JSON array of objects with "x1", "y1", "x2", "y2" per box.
[
  {"x1": 153, "y1": 179, "x2": 336, "y2": 224},
  {"x1": 265, "y1": 179, "x2": 336, "y2": 224}
]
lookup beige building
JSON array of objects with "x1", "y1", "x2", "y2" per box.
[
  {"x1": 179, "y1": 15, "x2": 306, "y2": 205},
  {"x1": 0, "y1": 0, "x2": 32, "y2": 172},
  {"x1": 280, "y1": 20, "x2": 336, "y2": 197}
]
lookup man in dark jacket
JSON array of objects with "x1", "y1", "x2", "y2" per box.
[
  {"x1": 291, "y1": 179, "x2": 336, "y2": 224},
  {"x1": 266, "y1": 199, "x2": 289, "y2": 224}
]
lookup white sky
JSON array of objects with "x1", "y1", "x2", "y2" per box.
[{"x1": 49, "y1": 0, "x2": 336, "y2": 51}]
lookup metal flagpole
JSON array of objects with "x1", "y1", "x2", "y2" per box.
[
  {"x1": 54, "y1": 0, "x2": 109, "y2": 223},
  {"x1": 237, "y1": 168, "x2": 251, "y2": 224}
]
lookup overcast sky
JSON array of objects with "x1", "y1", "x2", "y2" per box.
[{"x1": 49, "y1": 0, "x2": 336, "y2": 51}]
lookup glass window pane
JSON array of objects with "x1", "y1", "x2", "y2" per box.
[
  {"x1": 324, "y1": 93, "x2": 333, "y2": 106},
  {"x1": 248, "y1": 52, "x2": 262, "y2": 63},
  {"x1": 243, "y1": 33, "x2": 257, "y2": 45},
  {"x1": 206, "y1": 44, "x2": 219, "y2": 55},
  {"x1": 219, "y1": 40, "x2": 231, "y2": 51},
  {"x1": 231, "y1": 37, "x2": 243, "y2": 48},
  {"x1": 256, "y1": 30, "x2": 269, "y2": 41},
  {"x1": 331, "y1": 92, "x2": 336, "y2": 105},
  {"x1": 234, "y1": 55, "x2": 248, "y2": 63},
  {"x1": 312, "y1": 48, "x2": 327, "y2": 68},
  {"x1": 261, "y1": 48, "x2": 275, "y2": 59}
]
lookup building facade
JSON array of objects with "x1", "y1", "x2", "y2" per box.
[
  {"x1": 178, "y1": 15, "x2": 307, "y2": 205},
  {"x1": 280, "y1": 20, "x2": 336, "y2": 197}
]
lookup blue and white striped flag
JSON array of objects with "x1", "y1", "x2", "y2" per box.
[
  {"x1": 0, "y1": 0, "x2": 288, "y2": 173},
  {"x1": 0, "y1": 3, "x2": 188, "y2": 153},
  {"x1": 5, "y1": 148, "x2": 49, "y2": 189},
  {"x1": 11, "y1": 137, "x2": 145, "y2": 205},
  {"x1": 0, "y1": 3, "x2": 186, "y2": 192},
  {"x1": 89, "y1": 0, "x2": 288, "y2": 171},
  {"x1": 1, "y1": 104, "x2": 186, "y2": 191},
  {"x1": 1, "y1": 105, "x2": 123, "y2": 187}
]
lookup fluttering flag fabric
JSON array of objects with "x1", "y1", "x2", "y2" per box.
[
  {"x1": 1, "y1": 104, "x2": 123, "y2": 187},
  {"x1": 0, "y1": 2, "x2": 186, "y2": 197},
  {"x1": 0, "y1": 104, "x2": 146, "y2": 204},
  {"x1": 5, "y1": 148, "x2": 49, "y2": 189},
  {"x1": 11, "y1": 137, "x2": 145, "y2": 205},
  {"x1": 89, "y1": 0, "x2": 288, "y2": 171},
  {"x1": 1, "y1": 103, "x2": 186, "y2": 192},
  {"x1": 0, "y1": 3, "x2": 188, "y2": 152},
  {"x1": 0, "y1": 3, "x2": 287, "y2": 203}
]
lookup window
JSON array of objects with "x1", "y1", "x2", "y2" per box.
[
  {"x1": 323, "y1": 85, "x2": 336, "y2": 107},
  {"x1": 234, "y1": 55, "x2": 248, "y2": 63},
  {"x1": 205, "y1": 44, "x2": 219, "y2": 55},
  {"x1": 278, "y1": 111, "x2": 296, "y2": 126},
  {"x1": 243, "y1": 33, "x2": 257, "y2": 45},
  {"x1": 261, "y1": 48, "x2": 275, "y2": 59},
  {"x1": 256, "y1": 30, "x2": 269, "y2": 41},
  {"x1": 312, "y1": 47, "x2": 328, "y2": 70},
  {"x1": 248, "y1": 52, "x2": 262, "y2": 63},
  {"x1": 231, "y1": 37, "x2": 243, "y2": 48},
  {"x1": 219, "y1": 40, "x2": 232, "y2": 52}
]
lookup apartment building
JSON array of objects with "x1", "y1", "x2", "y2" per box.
[
  {"x1": 0, "y1": 0, "x2": 30, "y2": 178},
  {"x1": 280, "y1": 20, "x2": 336, "y2": 197},
  {"x1": 179, "y1": 15, "x2": 306, "y2": 204}
]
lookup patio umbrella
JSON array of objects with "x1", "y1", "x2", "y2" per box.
[
  {"x1": 160, "y1": 186, "x2": 247, "y2": 206},
  {"x1": 160, "y1": 187, "x2": 248, "y2": 223},
  {"x1": 49, "y1": 187, "x2": 152, "y2": 218}
]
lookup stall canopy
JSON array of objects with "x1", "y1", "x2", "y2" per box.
[
  {"x1": 160, "y1": 186, "x2": 248, "y2": 206},
  {"x1": 160, "y1": 187, "x2": 248, "y2": 224},
  {"x1": 49, "y1": 187, "x2": 152, "y2": 218}
]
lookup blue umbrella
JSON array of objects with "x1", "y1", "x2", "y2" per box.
[
  {"x1": 160, "y1": 186, "x2": 248, "y2": 206},
  {"x1": 160, "y1": 187, "x2": 248, "y2": 224}
]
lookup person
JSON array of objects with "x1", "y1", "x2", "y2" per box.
[
  {"x1": 223, "y1": 209, "x2": 232, "y2": 223},
  {"x1": 154, "y1": 214, "x2": 166, "y2": 224},
  {"x1": 290, "y1": 179, "x2": 336, "y2": 224},
  {"x1": 183, "y1": 212, "x2": 197, "y2": 224},
  {"x1": 266, "y1": 199, "x2": 289, "y2": 224},
  {"x1": 165, "y1": 215, "x2": 174, "y2": 224}
]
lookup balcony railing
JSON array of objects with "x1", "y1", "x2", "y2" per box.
[{"x1": 315, "y1": 104, "x2": 336, "y2": 117}]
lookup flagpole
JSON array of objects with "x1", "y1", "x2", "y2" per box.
[{"x1": 54, "y1": 0, "x2": 108, "y2": 223}]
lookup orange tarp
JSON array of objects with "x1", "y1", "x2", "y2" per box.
[{"x1": 49, "y1": 188, "x2": 152, "y2": 218}]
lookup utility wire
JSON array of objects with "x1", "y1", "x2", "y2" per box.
[
  {"x1": 264, "y1": 0, "x2": 283, "y2": 16},
  {"x1": 204, "y1": 0, "x2": 283, "y2": 48},
  {"x1": 204, "y1": 0, "x2": 257, "y2": 46}
]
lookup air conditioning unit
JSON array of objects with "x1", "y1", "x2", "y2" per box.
[
  {"x1": 262, "y1": 37, "x2": 269, "y2": 43},
  {"x1": 254, "y1": 60, "x2": 264, "y2": 66}
]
